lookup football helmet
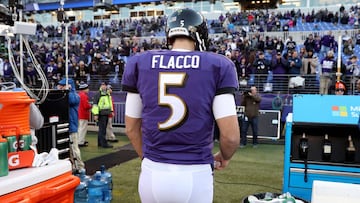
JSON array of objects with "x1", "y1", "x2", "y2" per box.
[{"x1": 166, "y1": 8, "x2": 209, "y2": 51}]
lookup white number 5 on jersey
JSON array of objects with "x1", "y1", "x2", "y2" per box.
[{"x1": 158, "y1": 72, "x2": 188, "y2": 131}]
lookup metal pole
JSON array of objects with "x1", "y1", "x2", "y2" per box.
[
  {"x1": 65, "y1": 22, "x2": 68, "y2": 87},
  {"x1": 60, "y1": 0, "x2": 68, "y2": 87},
  {"x1": 337, "y1": 35, "x2": 341, "y2": 82},
  {"x1": 19, "y1": 4, "x2": 24, "y2": 81}
]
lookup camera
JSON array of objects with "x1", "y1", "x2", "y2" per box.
[{"x1": 243, "y1": 90, "x2": 251, "y2": 96}]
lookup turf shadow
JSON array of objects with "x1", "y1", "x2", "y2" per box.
[{"x1": 84, "y1": 144, "x2": 138, "y2": 175}]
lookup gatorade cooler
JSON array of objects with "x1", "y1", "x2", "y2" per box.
[
  {"x1": 0, "y1": 160, "x2": 80, "y2": 203},
  {"x1": 0, "y1": 91, "x2": 36, "y2": 170},
  {"x1": 0, "y1": 91, "x2": 34, "y2": 136}
]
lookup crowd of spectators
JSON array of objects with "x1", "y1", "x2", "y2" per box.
[
  {"x1": 0, "y1": 6, "x2": 359, "y2": 94},
  {"x1": 212, "y1": 5, "x2": 359, "y2": 32}
]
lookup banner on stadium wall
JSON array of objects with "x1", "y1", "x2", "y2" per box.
[{"x1": 293, "y1": 94, "x2": 360, "y2": 125}]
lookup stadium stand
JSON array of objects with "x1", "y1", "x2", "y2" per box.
[{"x1": 1, "y1": 2, "x2": 360, "y2": 96}]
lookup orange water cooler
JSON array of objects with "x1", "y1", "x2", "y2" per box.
[
  {"x1": 0, "y1": 91, "x2": 79, "y2": 202},
  {"x1": 0, "y1": 160, "x2": 80, "y2": 203},
  {"x1": 0, "y1": 91, "x2": 36, "y2": 171}
]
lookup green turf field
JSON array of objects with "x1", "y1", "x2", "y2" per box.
[{"x1": 81, "y1": 132, "x2": 284, "y2": 203}]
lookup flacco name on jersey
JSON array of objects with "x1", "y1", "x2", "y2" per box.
[{"x1": 151, "y1": 54, "x2": 200, "y2": 69}]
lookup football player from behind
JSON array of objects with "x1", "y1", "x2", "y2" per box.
[{"x1": 122, "y1": 8, "x2": 240, "y2": 203}]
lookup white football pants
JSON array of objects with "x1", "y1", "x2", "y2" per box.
[{"x1": 139, "y1": 158, "x2": 213, "y2": 203}]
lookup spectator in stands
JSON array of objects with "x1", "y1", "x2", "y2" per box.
[
  {"x1": 299, "y1": 46, "x2": 306, "y2": 59},
  {"x1": 227, "y1": 37, "x2": 237, "y2": 51},
  {"x1": 241, "y1": 38, "x2": 251, "y2": 53},
  {"x1": 105, "y1": 85, "x2": 118, "y2": 143},
  {"x1": 238, "y1": 57, "x2": 252, "y2": 87},
  {"x1": 334, "y1": 81, "x2": 346, "y2": 95},
  {"x1": 2, "y1": 58, "x2": 13, "y2": 82},
  {"x1": 219, "y1": 13, "x2": 225, "y2": 22},
  {"x1": 225, "y1": 51, "x2": 232, "y2": 60},
  {"x1": 285, "y1": 36, "x2": 297, "y2": 53},
  {"x1": 304, "y1": 34, "x2": 315, "y2": 52},
  {"x1": 333, "y1": 12, "x2": 339, "y2": 25},
  {"x1": 256, "y1": 35, "x2": 265, "y2": 52},
  {"x1": 343, "y1": 38, "x2": 355, "y2": 56},
  {"x1": 266, "y1": 17, "x2": 275, "y2": 32},
  {"x1": 252, "y1": 51, "x2": 271, "y2": 91},
  {"x1": 271, "y1": 51, "x2": 288, "y2": 91},
  {"x1": 275, "y1": 17, "x2": 281, "y2": 31},
  {"x1": 45, "y1": 58, "x2": 58, "y2": 88},
  {"x1": 253, "y1": 51, "x2": 271, "y2": 74},
  {"x1": 313, "y1": 34, "x2": 322, "y2": 54},
  {"x1": 118, "y1": 41, "x2": 131, "y2": 64},
  {"x1": 319, "y1": 50, "x2": 336, "y2": 94},
  {"x1": 247, "y1": 13, "x2": 254, "y2": 24},
  {"x1": 24, "y1": 63, "x2": 37, "y2": 87},
  {"x1": 340, "y1": 12, "x2": 350, "y2": 24},
  {"x1": 342, "y1": 30, "x2": 351, "y2": 42},
  {"x1": 74, "y1": 61, "x2": 90, "y2": 86},
  {"x1": 56, "y1": 61, "x2": 65, "y2": 80},
  {"x1": 250, "y1": 34, "x2": 259, "y2": 51},
  {"x1": 346, "y1": 54, "x2": 360, "y2": 89},
  {"x1": 264, "y1": 36, "x2": 274, "y2": 53},
  {"x1": 84, "y1": 38, "x2": 94, "y2": 54},
  {"x1": 217, "y1": 45, "x2": 227, "y2": 55},
  {"x1": 287, "y1": 50, "x2": 302, "y2": 75},
  {"x1": 320, "y1": 31, "x2": 335, "y2": 58},
  {"x1": 78, "y1": 82, "x2": 92, "y2": 147},
  {"x1": 88, "y1": 58, "x2": 99, "y2": 76},
  {"x1": 272, "y1": 51, "x2": 288, "y2": 74},
  {"x1": 78, "y1": 48, "x2": 91, "y2": 66},
  {"x1": 233, "y1": 49, "x2": 242, "y2": 62},
  {"x1": 305, "y1": 12, "x2": 313, "y2": 23},
  {"x1": 282, "y1": 23, "x2": 289, "y2": 32},
  {"x1": 150, "y1": 38, "x2": 162, "y2": 50},
  {"x1": 301, "y1": 49, "x2": 318, "y2": 75},
  {"x1": 273, "y1": 37, "x2": 285, "y2": 53}
]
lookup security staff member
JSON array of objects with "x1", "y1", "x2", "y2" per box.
[{"x1": 92, "y1": 82, "x2": 113, "y2": 148}]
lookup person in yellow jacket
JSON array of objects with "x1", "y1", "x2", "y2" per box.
[{"x1": 92, "y1": 82, "x2": 114, "y2": 148}]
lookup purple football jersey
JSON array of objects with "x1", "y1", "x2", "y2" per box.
[{"x1": 122, "y1": 50, "x2": 238, "y2": 164}]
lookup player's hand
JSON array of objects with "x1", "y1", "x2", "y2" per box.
[
  {"x1": 213, "y1": 151, "x2": 230, "y2": 170},
  {"x1": 93, "y1": 115, "x2": 98, "y2": 122}
]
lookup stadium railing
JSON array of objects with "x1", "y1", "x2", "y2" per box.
[
  {"x1": 86, "y1": 73, "x2": 358, "y2": 127},
  {"x1": 84, "y1": 73, "x2": 359, "y2": 94}
]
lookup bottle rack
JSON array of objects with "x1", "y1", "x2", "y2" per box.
[{"x1": 290, "y1": 124, "x2": 360, "y2": 166}]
